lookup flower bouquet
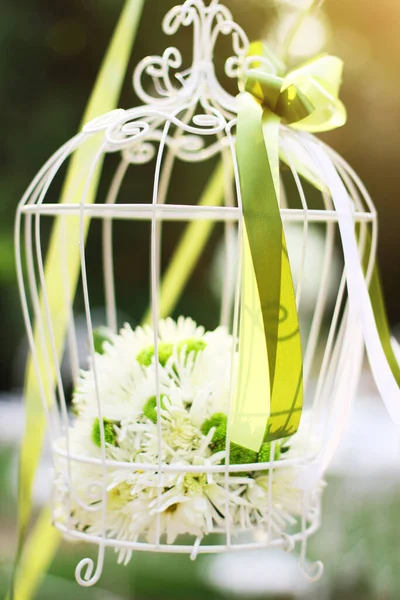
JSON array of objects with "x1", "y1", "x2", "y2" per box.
[{"x1": 53, "y1": 318, "x2": 317, "y2": 564}]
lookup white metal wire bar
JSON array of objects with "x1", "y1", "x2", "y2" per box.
[
  {"x1": 322, "y1": 306, "x2": 349, "y2": 405},
  {"x1": 224, "y1": 120, "x2": 243, "y2": 550},
  {"x1": 304, "y1": 138, "x2": 379, "y2": 461},
  {"x1": 318, "y1": 171, "x2": 370, "y2": 420},
  {"x1": 280, "y1": 139, "x2": 309, "y2": 310},
  {"x1": 21, "y1": 202, "x2": 375, "y2": 223},
  {"x1": 78, "y1": 141, "x2": 111, "y2": 583},
  {"x1": 326, "y1": 143, "x2": 377, "y2": 216},
  {"x1": 52, "y1": 445, "x2": 307, "y2": 472},
  {"x1": 318, "y1": 312, "x2": 363, "y2": 471},
  {"x1": 23, "y1": 213, "x2": 59, "y2": 438},
  {"x1": 121, "y1": 131, "x2": 232, "y2": 163},
  {"x1": 334, "y1": 158, "x2": 376, "y2": 286},
  {"x1": 55, "y1": 515, "x2": 320, "y2": 554},
  {"x1": 292, "y1": 135, "x2": 365, "y2": 446},
  {"x1": 150, "y1": 115, "x2": 177, "y2": 547},
  {"x1": 199, "y1": 99, "x2": 233, "y2": 556},
  {"x1": 19, "y1": 138, "x2": 85, "y2": 441},
  {"x1": 319, "y1": 311, "x2": 352, "y2": 447},
  {"x1": 319, "y1": 310, "x2": 364, "y2": 472},
  {"x1": 104, "y1": 105, "x2": 227, "y2": 151},
  {"x1": 307, "y1": 161, "x2": 370, "y2": 442},
  {"x1": 30, "y1": 134, "x2": 89, "y2": 465},
  {"x1": 311, "y1": 266, "x2": 347, "y2": 444},
  {"x1": 15, "y1": 210, "x2": 54, "y2": 441},
  {"x1": 302, "y1": 203, "x2": 335, "y2": 390},
  {"x1": 18, "y1": 133, "x2": 84, "y2": 210},
  {"x1": 153, "y1": 104, "x2": 197, "y2": 314},
  {"x1": 60, "y1": 216, "x2": 80, "y2": 389},
  {"x1": 220, "y1": 140, "x2": 236, "y2": 328},
  {"x1": 279, "y1": 174, "x2": 289, "y2": 210},
  {"x1": 34, "y1": 211, "x2": 75, "y2": 530},
  {"x1": 299, "y1": 490, "x2": 324, "y2": 581},
  {"x1": 335, "y1": 164, "x2": 369, "y2": 286},
  {"x1": 156, "y1": 105, "x2": 198, "y2": 206},
  {"x1": 267, "y1": 441, "x2": 276, "y2": 543},
  {"x1": 200, "y1": 95, "x2": 236, "y2": 329},
  {"x1": 103, "y1": 159, "x2": 130, "y2": 333},
  {"x1": 318, "y1": 138, "x2": 378, "y2": 288}
]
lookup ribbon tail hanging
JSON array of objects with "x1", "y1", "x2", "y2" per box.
[
  {"x1": 229, "y1": 92, "x2": 303, "y2": 452},
  {"x1": 262, "y1": 110, "x2": 304, "y2": 442},
  {"x1": 312, "y1": 143, "x2": 400, "y2": 425},
  {"x1": 281, "y1": 135, "x2": 400, "y2": 387}
]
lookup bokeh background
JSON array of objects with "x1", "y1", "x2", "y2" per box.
[{"x1": 1, "y1": 0, "x2": 400, "y2": 598}]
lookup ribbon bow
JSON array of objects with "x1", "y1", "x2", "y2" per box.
[
  {"x1": 229, "y1": 44, "x2": 347, "y2": 452},
  {"x1": 245, "y1": 45, "x2": 346, "y2": 131}
]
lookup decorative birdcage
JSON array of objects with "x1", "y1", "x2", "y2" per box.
[{"x1": 15, "y1": 0, "x2": 399, "y2": 589}]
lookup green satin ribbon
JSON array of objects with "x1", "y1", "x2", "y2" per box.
[{"x1": 230, "y1": 43, "x2": 347, "y2": 452}]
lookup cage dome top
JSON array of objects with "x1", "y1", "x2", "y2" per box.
[{"x1": 80, "y1": 0, "x2": 263, "y2": 162}]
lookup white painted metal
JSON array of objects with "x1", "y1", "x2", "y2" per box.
[{"x1": 15, "y1": 0, "x2": 377, "y2": 588}]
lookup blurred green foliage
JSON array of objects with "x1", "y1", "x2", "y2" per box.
[
  {"x1": 0, "y1": 0, "x2": 275, "y2": 392},
  {"x1": 2, "y1": 0, "x2": 399, "y2": 392}
]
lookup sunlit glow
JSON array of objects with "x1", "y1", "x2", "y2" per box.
[
  {"x1": 279, "y1": 0, "x2": 319, "y2": 7},
  {"x1": 285, "y1": 14, "x2": 328, "y2": 60},
  {"x1": 335, "y1": 29, "x2": 372, "y2": 71}
]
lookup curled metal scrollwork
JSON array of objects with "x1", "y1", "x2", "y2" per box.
[
  {"x1": 75, "y1": 545, "x2": 106, "y2": 587},
  {"x1": 79, "y1": 0, "x2": 260, "y2": 164},
  {"x1": 133, "y1": 0, "x2": 250, "y2": 113}
]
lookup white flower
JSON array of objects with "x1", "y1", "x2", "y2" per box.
[
  {"x1": 52, "y1": 317, "x2": 323, "y2": 563},
  {"x1": 158, "y1": 316, "x2": 205, "y2": 343}
]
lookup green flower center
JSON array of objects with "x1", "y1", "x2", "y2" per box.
[
  {"x1": 136, "y1": 338, "x2": 207, "y2": 368},
  {"x1": 92, "y1": 418, "x2": 117, "y2": 447},
  {"x1": 202, "y1": 413, "x2": 284, "y2": 469},
  {"x1": 177, "y1": 338, "x2": 207, "y2": 358},
  {"x1": 201, "y1": 413, "x2": 258, "y2": 466},
  {"x1": 92, "y1": 327, "x2": 113, "y2": 355},
  {"x1": 137, "y1": 342, "x2": 173, "y2": 368},
  {"x1": 143, "y1": 395, "x2": 169, "y2": 423},
  {"x1": 258, "y1": 441, "x2": 281, "y2": 463},
  {"x1": 184, "y1": 473, "x2": 207, "y2": 494}
]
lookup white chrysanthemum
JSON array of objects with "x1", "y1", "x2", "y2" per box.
[
  {"x1": 158, "y1": 316, "x2": 205, "y2": 342},
  {"x1": 52, "y1": 317, "x2": 322, "y2": 563}
]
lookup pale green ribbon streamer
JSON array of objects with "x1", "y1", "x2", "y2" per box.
[
  {"x1": 370, "y1": 268, "x2": 400, "y2": 386},
  {"x1": 230, "y1": 45, "x2": 347, "y2": 451},
  {"x1": 143, "y1": 161, "x2": 227, "y2": 324},
  {"x1": 8, "y1": 2, "x2": 145, "y2": 598},
  {"x1": 363, "y1": 232, "x2": 400, "y2": 386}
]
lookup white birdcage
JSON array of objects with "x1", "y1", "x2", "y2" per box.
[{"x1": 15, "y1": 0, "x2": 396, "y2": 589}]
